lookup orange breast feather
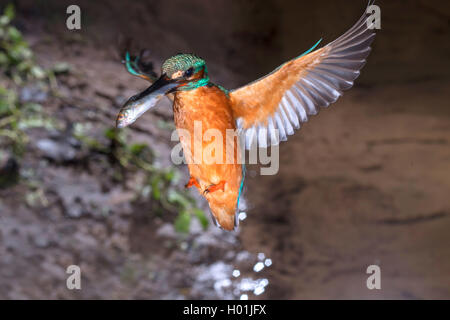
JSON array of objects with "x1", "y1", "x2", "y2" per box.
[{"x1": 174, "y1": 86, "x2": 243, "y2": 230}]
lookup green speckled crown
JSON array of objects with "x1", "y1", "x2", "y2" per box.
[{"x1": 161, "y1": 53, "x2": 206, "y2": 77}]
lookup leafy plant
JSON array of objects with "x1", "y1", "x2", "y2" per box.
[
  {"x1": 0, "y1": 3, "x2": 58, "y2": 189},
  {"x1": 0, "y1": 4, "x2": 46, "y2": 84},
  {"x1": 0, "y1": 85, "x2": 27, "y2": 155},
  {"x1": 75, "y1": 125, "x2": 209, "y2": 233}
]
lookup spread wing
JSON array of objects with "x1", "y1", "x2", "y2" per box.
[{"x1": 230, "y1": 4, "x2": 376, "y2": 149}]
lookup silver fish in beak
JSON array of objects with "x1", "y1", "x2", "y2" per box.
[{"x1": 116, "y1": 75, "x2": 179, "y2": 128}]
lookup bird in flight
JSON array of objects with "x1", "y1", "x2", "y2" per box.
[{"x1": 116, "y1": 2, "x2": 377, "y2": 231}]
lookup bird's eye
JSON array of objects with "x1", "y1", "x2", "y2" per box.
[{"x1": 184, "y1": 67, "x2": 194, "y2": 77}]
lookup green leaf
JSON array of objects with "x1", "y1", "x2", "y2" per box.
[
  {"x1": 129, "y1": 143, "x2": 147, "y2": 155},
  {"x1": 23, "y1": 102, "x2": 42, "y2": 113},
  {"x1": 17, "y1": 60, "x2": 32, "y2": 72},
  {"x1": 4, "y1": 3, "x2": 15, "y2": 21},
  {"x1": 164, "y1": 169, "x2": 175, "y2": 182},
  {"x1": 18, "y1": 116, "x2": 56, "y2": 130},
  {"x1": 174, "y1": 210, "x2": 191, "y2": 234},
  {"x1": 104, "y1": 127, "x2": 116, "y2": 140},
  {"x1": 151, "y1": 176, "x2": 161, "y2": 200},
  {"x1": 167, "y1": 189, "x2": 190, "y2": 207},
  {"x1": 193, "y1": 208, "x2": 209, "y2": 230},
  {"x1": 30, "y1": 66, "x2": 45, "y2": 79},
  {"x1": 7, "y1": 26, "x2": 21, "y2": 42},
  {"x1": 0, "y1": 16, "x2": 10, "y2": 27},
  {"x1": 0, "y1": 52, "x2": 8, "y2": 65},
  {"x1": 52, "y1": 62, "x2": 71, "y2": 74}
]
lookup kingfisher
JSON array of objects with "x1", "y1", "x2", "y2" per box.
[{"x1": 116, "y1": 4, "x2": 376, "y2": 231}]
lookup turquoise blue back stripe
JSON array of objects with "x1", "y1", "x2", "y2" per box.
[
  {"x1": 236, "y1": 164, "x2": 245, "y2": 210},
  {"x1": 297, "y1": 38, "x2": 322, "y2": 59}
]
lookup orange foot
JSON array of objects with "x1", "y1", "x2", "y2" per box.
[
  {"x1": 185, "y1": 177, "x2": 200, "y2": 189},
  {"x1": 203, "y1": 180, "x2": 226, "y2": 195}
]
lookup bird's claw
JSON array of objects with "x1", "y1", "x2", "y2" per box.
[
  {"x1": 185, "y1": 177, "x2": 200, "y2": 189},
  {"x1": 203, "y1": 181, "x2": 226, "y2": 195}
]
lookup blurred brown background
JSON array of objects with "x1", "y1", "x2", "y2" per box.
[{"x1": 0, "y1": 0, "x2": 449, "y2": 299}]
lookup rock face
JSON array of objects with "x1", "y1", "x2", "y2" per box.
[
  {"x1": 36, "y1": 139, "x2": 77, "y2": 163},
  {"x1": 20, "y1": 84, "x2": 48, "y2": 103},
  {"x1": 240, "y1": 82, "x2": 450, "y2": 299}
]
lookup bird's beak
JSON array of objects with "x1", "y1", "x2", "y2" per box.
[
  {"x1": 116, "y1": 74, "x2": 182, "y2": 128},
  {"x1": 143, "y1": 73, "x2": 183, "y2": 96}
]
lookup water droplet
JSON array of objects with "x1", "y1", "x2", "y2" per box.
[
  {"x1": 239, "y1": 278, "x2": 255, "y2": 291},
  {"x1": 254, "y1": 286, "x2": 265, "y2": 295},
  {"x1": 260, "y1": 278, "x2": 269, "y2": 287},
  {"x1": 253, "y1": 262, "x2": 264, "y2": 272},
  {"x1": 214, "y1": 278, "x2": 231, "y2": 292}
]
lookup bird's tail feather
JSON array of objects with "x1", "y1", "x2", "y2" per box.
[{"x1": 209, "y1": 205, "x2": 237, "y2": 231}]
